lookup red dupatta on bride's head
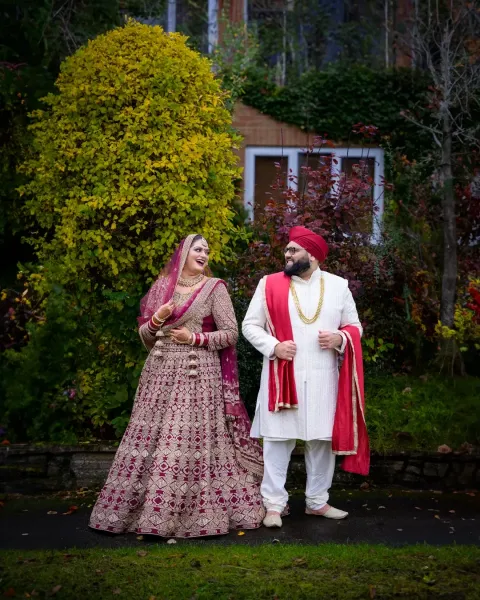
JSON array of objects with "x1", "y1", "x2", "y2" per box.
[{"x1": 138, "y1": 235, "x2": 263, "y2": 479}]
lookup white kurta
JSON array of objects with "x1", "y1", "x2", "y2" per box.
[{"x1": 242, "y1": 268, "x2": 362, "y2": 442}]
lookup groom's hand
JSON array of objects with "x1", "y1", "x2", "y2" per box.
[
  {"x1": 318, "y1": 331, "x2": 342, "y2": 349},
  {"x1": 274, "y1": 340, "x2": 297, "y2": 361}
]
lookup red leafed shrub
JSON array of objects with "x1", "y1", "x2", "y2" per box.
[
  {"x1": 234, "y1": 134, "x2": 382, "y2": 295},
  {"x1": 231, "y1": 132, "x2": 413, "y2": 376}
]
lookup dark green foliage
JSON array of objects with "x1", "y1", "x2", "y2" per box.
[
  {"x1": 0, "y1": 282, "x2": 145, "y2": 443},
  {"x1": 241, "y1": 64, "x2": 433, "y2": 156}
]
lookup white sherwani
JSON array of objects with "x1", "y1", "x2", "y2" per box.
[
  {"x1": 243, "y1": 268, "x2": 362, "y2": 441},
  {"x1": 242, "y1": 268, "x2": 362, "y2": 512}
]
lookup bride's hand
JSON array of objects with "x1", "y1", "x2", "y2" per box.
[
  {"x1": 155, "y1": 300, "x2": 175, "y2": 321},
  {"x1": 170, "y1": 326, "x2": 193, "y2": 344}
]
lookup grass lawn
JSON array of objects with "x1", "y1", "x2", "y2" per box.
[{"x1": 1, "y1": 544, "x2": 479, "y2": 599}]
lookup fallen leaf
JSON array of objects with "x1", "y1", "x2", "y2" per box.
[
  {"x1": 449, "y1": 510, "x2": 456, "y2": 514},
  {"x1": 360, "y1": 482, "x2": 370, "y2": 490},
  {"x1": 166, "y1": 538, "x2": 176, "y2": 544},
  {"x1": 148, "y1": 597, "x2": 156, "y2": 600},
  {"x1": 1, "y1": 439, "x2": 11, "y2": 445},
  {"x1": 4, "y1": 589, "x2": 16, "y2": 598},
  {"x1": 95, "y1": 570, "x2": 103, "y2": 574},
  {"x1": 437, "y1": 444, "x2": 452, "y2": 454},
  {"x1": 51, "y1": 586, "x2": 62, "y2": 596},
  {"x1": 136, "y1": 535, "x2": 144, "y2": 541},
  {"x1": 62, "y1": 505, "x2": 79, "y2": 516},
  {"x1": 137, "y1": 551, "x2": 148, "y2": 557},
  {"x1": 378, "y1": 505, "x2": 386, "y2": 509},
  {"x1": 47, "y1": 511, "x2": 58, "y2": 515},
  {"x1": 458, "y1": 442, "x2": 474, "y2": 454},
  {"x1": 112, "y1": 589, "x2": 121, "y2": 595},
  {"x1": 434, "y1": 515, "x2": 441, "y2": 520},
  {"x1": 293, "y1": 558, "x2": 307, "y2": 567},
  {"x1": 369, "y1": 585, "x2": 376, "y2": 599},
  {"x1": 237, "y1": 531, "x2": 245, "y2": 536}
]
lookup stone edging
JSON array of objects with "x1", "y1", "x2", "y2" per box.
[{"x1": 0, "y1": 444, "x2": 478, "y2": 494}]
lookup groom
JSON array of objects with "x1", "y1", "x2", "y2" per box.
[{"x1": 242, "y1": 226, "x2": 369, "y2": 528}]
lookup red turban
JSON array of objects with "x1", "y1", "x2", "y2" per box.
[{"x1": 289, "y1": 226, "x2": 329, "y2": 263}]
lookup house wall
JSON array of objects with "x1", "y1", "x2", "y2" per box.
[{"x1": 232, "y1": 102, "x2": 312, "y2": 176}]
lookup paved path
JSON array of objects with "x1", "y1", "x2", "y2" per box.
[{"x1": 1, "y1": 488, "x2": 478, "y2": 550}]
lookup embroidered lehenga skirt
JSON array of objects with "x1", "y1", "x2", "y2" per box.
[{"x1": 89, "y1": 290, "x2": 264, "y2": 538}]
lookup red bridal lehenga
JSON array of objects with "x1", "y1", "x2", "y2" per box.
[{"x1": 89, "y1": 236, "x2": 265, "y2": 538}]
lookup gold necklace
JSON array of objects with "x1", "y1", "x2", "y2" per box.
[
  {"x1": 178, "y1": 273, "x2": 204, "y2": 288},
  {"x1": 290, "y1": 276, "x2": 325, "y2": 324}
]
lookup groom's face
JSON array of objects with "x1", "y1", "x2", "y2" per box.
[{"x1": 284, "y1": 243, "x2": 310, "y2": 276}]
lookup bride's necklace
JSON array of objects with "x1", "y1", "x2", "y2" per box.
[
  {"x1": 177, "y1": 273, "x2": 204, "y2": 290},
  {"x1": 290, "y1": 276, "x2": 325, "y2": 324}
]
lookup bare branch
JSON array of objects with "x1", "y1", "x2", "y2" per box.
[{"x1": 402, "y1": 111, "x2": 443, "y2": 148}]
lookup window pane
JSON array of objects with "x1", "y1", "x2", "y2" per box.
[
  {"x1": 341, "y1": 156, "x2": 375, "y2": 180},
  {"x1": 254, "y1": 155, "x2": 288, "y2": 218},
  {"x1": 341, "y1": 156, "x2": 375, "y2": 234},
  {"x1": 298, "y1": 152, "x2": 332, "y2": 198}
]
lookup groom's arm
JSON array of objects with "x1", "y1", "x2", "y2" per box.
[
  {"x1": 242, "y1": 277, "x2": 280, "y2": 359},
  {"x1": 333, "y1": 282, "x2": 363, "y2": 353}
]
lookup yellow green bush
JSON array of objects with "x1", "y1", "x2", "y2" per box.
[
  {"x1": 20, "y1": 19, "x2": 241, "y2": 287},
  {"x1": 0, "y1": 21, "x2": 242, "y2": 442}
]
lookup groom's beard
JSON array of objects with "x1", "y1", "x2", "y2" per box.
[{"x1": 284, "y1": 258, "x2": 311, "y2": 277}]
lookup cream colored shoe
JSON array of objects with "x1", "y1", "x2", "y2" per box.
[
  {"x1": 305, "y1": 505, "x2": 348, "y2": 520},
  {"x1": 263, "y1": 510, "x2": 282, "y2": 528}
]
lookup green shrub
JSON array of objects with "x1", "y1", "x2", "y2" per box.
[
  {"x1": 0, "y1": 20, "x2": 243, "y2": 442},
  {"x1": 365, "y1": 375, "x2": 480, "y2": 453},
  {"x1": 20, "y1": 19, "x2": 241, "y2": 284}
]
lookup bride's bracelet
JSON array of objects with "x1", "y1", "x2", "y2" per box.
[{"x1": 152, "y1": 313, "x2": 165, "y2": 327}]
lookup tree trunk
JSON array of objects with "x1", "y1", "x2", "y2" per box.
[
  {"x1": 438, "y1": 116, "x2": 464, "y2": 375},
  {"x1": 440, "y1": 124, "x2": 456, "y2": 329}
]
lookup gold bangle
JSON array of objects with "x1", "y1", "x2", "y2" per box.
[{"x1": 152, "y1": 313, "x2": 164, "y2": 326}]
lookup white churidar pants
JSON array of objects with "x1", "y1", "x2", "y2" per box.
[{"x1": 261, "y1": 439, "x2": 336, "y2": 512}]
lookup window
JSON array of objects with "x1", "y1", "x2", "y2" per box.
[
  {"x1": 253, "y1": 155, "x2": 289, "y2": 214},
  {"x1": 244, "y1": 146, "x2": 384, "y2": 241}
]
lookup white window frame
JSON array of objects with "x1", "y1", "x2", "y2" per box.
[
  {"x1": 244, "y1": 146, "x2": 385, "y2": 242},
  {"x1": 166, "y1": 0, "x2": 218, "y2": 54}
]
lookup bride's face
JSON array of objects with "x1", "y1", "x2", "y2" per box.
[{"x1": 185, "y1": 238, "x2": 209, "y2": 275}]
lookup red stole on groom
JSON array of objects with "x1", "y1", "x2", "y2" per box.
[{"x1": 264, "y1": 272, "x2": 370, "y2": 476}]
